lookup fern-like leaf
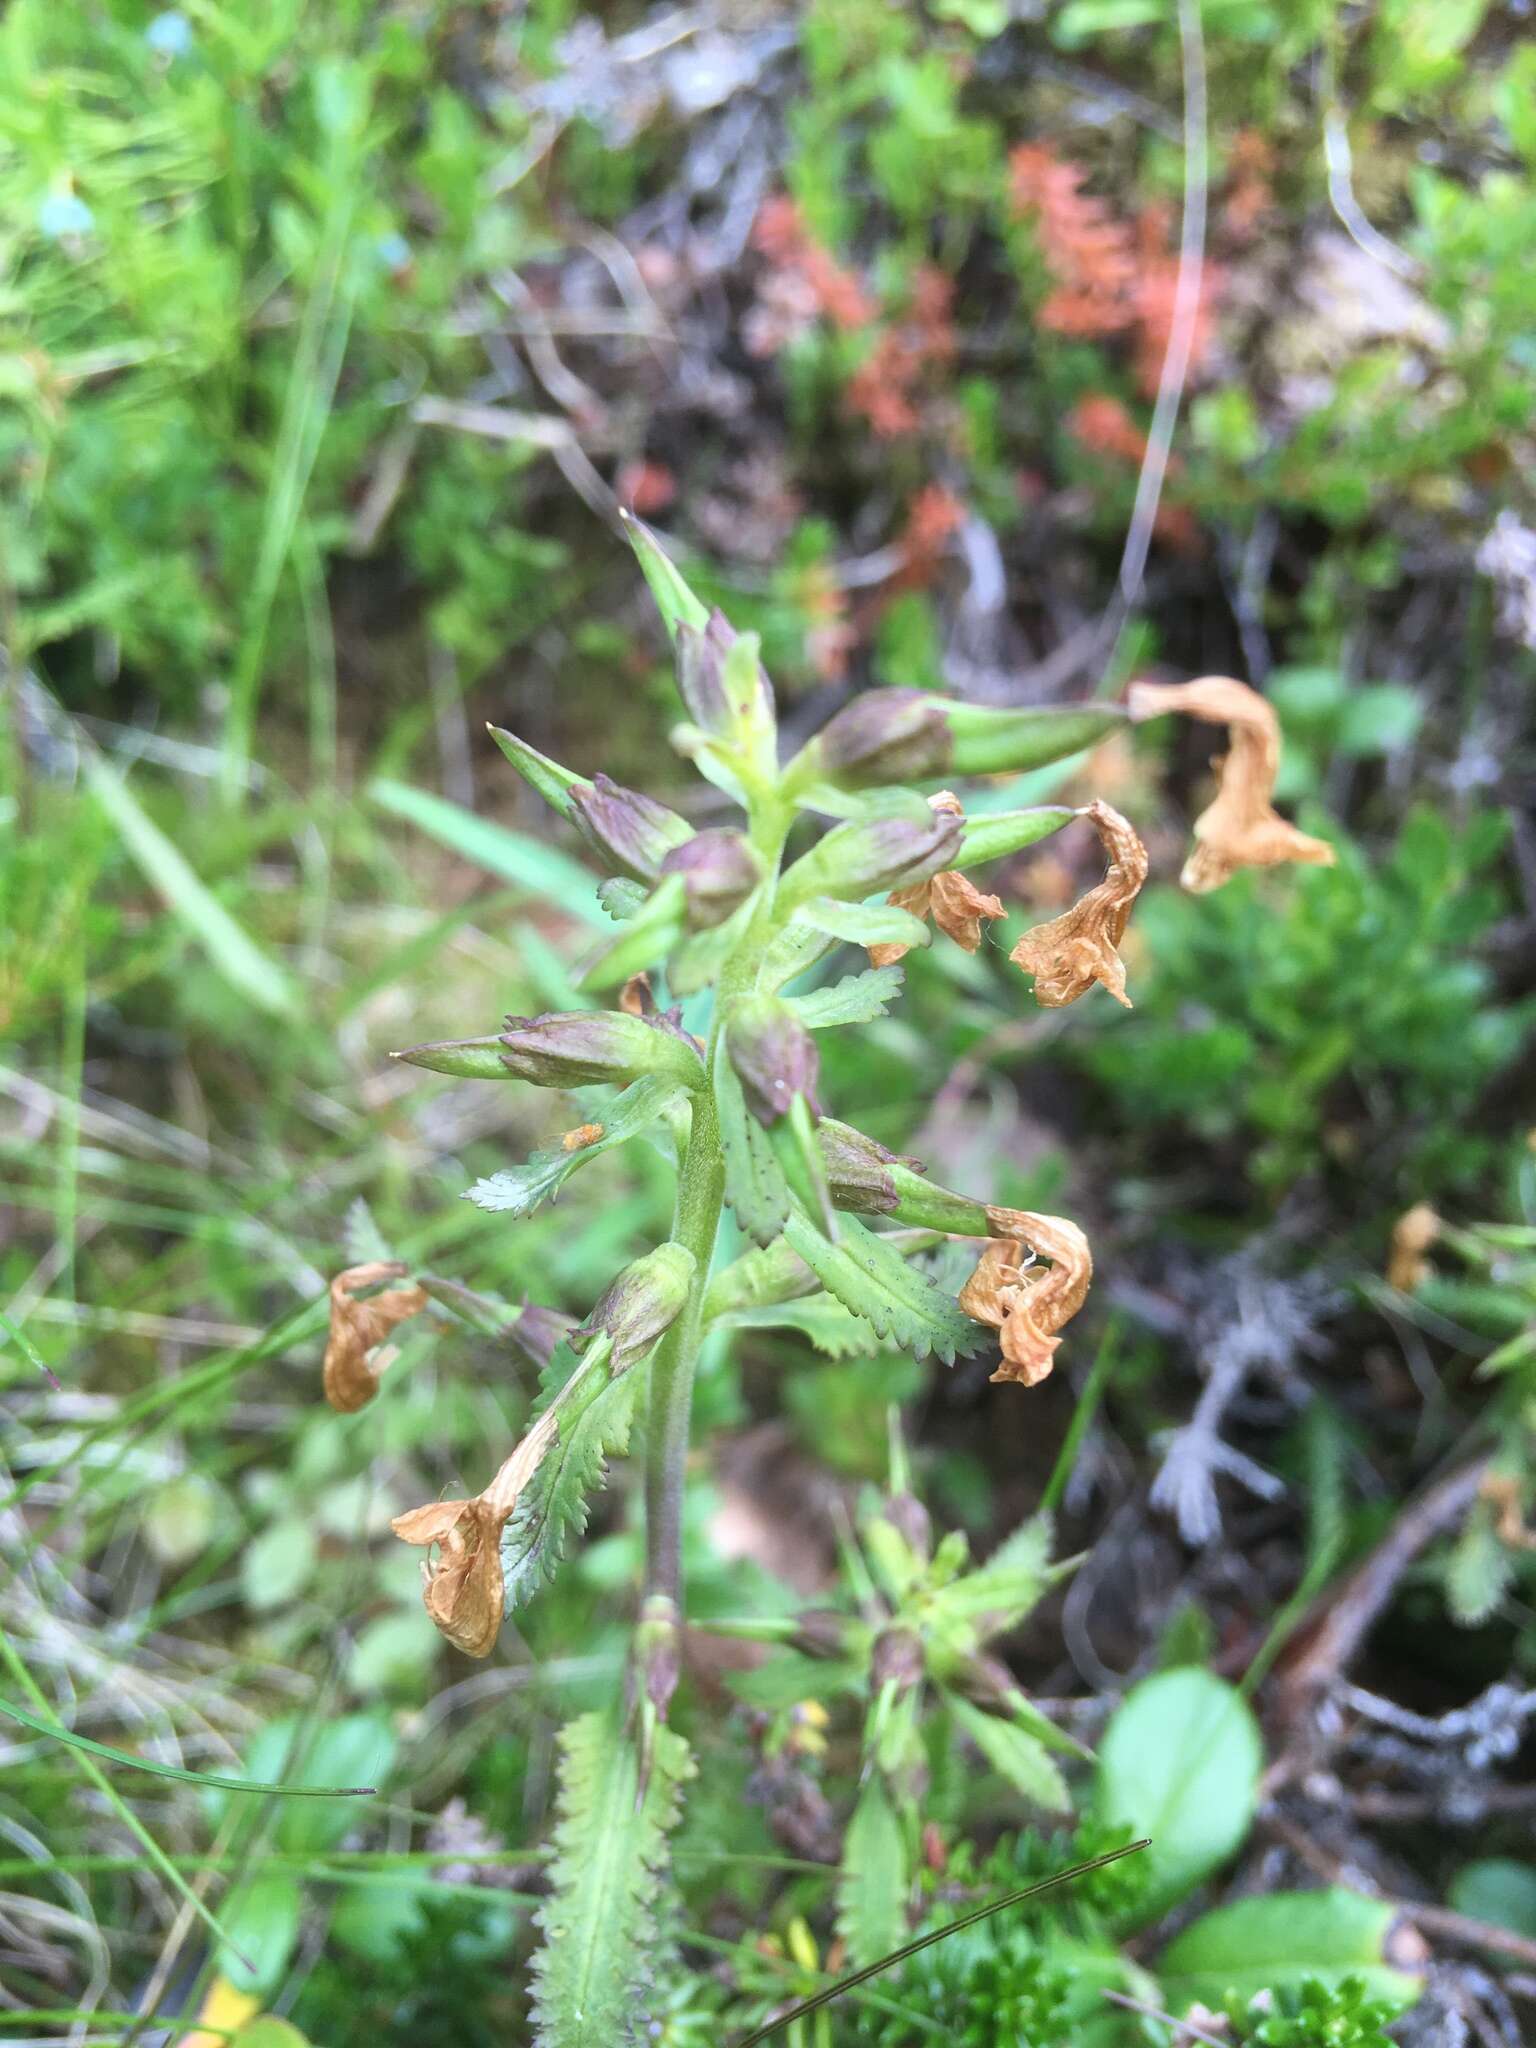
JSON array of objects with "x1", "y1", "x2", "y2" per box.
[
  {"x1": 531, "y1": 1705, "x2": 695, "y2": 2048},
  {"x1": 714, "y1": 1034, "x2": 792, "y2": 1246},
  {"x1": 714, "y1": 1294, "x2": 885, "y2": 1359},
  {"x1": 500, "y1": 1344, "x2": 643, "y2": 1611},
  {"x1": 465, "y1": 1075, "x2": 685, "y2": 1218},
  {"x1": 787, "y1": 965, "x2": 904, "y2": 1028},
  {"x1": 783, "y1": 1213, "x2": 980, "y2": 1364},
  {"x1": 837, "y1": 1776, "x2": 909, "y2": 1969}
]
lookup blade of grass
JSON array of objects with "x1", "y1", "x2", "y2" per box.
[
  {"x1": 0, "y1": 1699, "x2": 376, "y2": 1798},
  {"x1": 81, "y1": 745, "x2": 299, "y2": 1018},
  {"x1": 0, "y1": 1305, "x2": 62, "y2": 1387},
  {"x1": 370, "y1": 776, "x2": 607, "y2": 923},
  {"x1": 0, "y1": 1634, "x2": 253, "y2": 1971},
  {"x1": 733, "y1": 1840, "x2": 1151, "y2": 2047}
]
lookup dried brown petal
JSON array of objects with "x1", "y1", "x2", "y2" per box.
[
  {"x1": 868, "y1": 793, "x2": 1003, "y2": 967},
  {"x1": 618, "y1": 973, "x2": 655, "y2": 1017},
  {"x1": 1009, "y1": 799, "x2": 1147, "y2": 1007},
  {"x1": 1387, "y1": 1201, "x2": 1440, "y2": 1294},
  {"x1": 958, "y1": 1209, "x2": 1093, "y2": 1388},
  {"x1": 391, "y1": 1406, "x2": 563, "y2": 1657},
  {"x1": 323, "y1": 1262, "x2": 427, "y2": 1414},
  {"x1": 1127, "y1": 675, "x2": 1336, "y2": 893},
  {"x1": 1481, "y1": 1473, "x2": 1536, "y2": 1552}
]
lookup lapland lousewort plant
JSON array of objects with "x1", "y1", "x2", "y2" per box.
[{"x1": 321, "y1": 522, "x2": 1328, "y2": 2039}]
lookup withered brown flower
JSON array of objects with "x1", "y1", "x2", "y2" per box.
[
  {"x1": 324, "y1": 1262, "x2": 427, "y2": 1414},
  {"x1": 1386, "y1": 1201, "x2": 1441, "y2": 1294},
  {"x1": 869, "y1": 793, "x2": 1004, "y2": 969},
  {"x1": 1127, "y1": 675, "x2": 1336, "y2": 893},
  {"x1": 1009, "y1": 799, "x2": 1147, "y2": 1007},
  {"x1": 392, "y1": 1406, "x2": 562, "y2": 1657},
  {"x1": 958, "y1": 1209, "x2": 1093, "y2": 1387}
]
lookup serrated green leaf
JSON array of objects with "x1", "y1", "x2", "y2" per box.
[
  {"x1": 597, "y1": 877, "x2": 649, "y2": 921},
  {"x1": 946, "y1": 1694, "x2": 1071, "y2": 1813},
  {"x1": 577, "y1": 873, "x2": 689, "y2": 991},
  {"x1": 837, "y1": 1777, "x2": 909, "y2": 1969},
  {"x1": 715, "y1": 1295, "x2": 885, "y2": 1359},
  {"x1": 500, "y1": 1346, "x2": 644, "y2": 1612},
  {"x1": 1445, "y1": 1498, "x2": 1512, "y2": 1626},
  {"x1": 787, "y1": 966, "x2": 906, "y2": 1028},
  {"x1": 940, "y1": 1514, "x2": 1055, "y2": 1629},
  {"x1": 714, "y1": 1034, "x2": 792, "y2": 1246},
  {"x1": 464, "y1": 1076, "x2": 686, "y2": 1218},
  {"x1": 798, "y1": 897, "x2": 931, "y2": 950},
  {"x1": 531, "y1": 1705, "x2": 695, "y2": 2048},
  {"x1": 1159, "y1": 1888, "x2": 1419, "y2": 2014},
  {"x1": 758, "y1": 918, "x2": 841, "y2": 993},
  {"x1": 782, "y1": 1213, "x2": 980, "y2": 1364}
]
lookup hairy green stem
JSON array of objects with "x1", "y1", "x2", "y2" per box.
[{"x1": 642, "y1": 800, "x2": 789, "y2": 1617}]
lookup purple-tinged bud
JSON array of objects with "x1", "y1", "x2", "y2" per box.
[
  {"x1": 871, "y1": 1626, "x2": 925, "y2": 1693},
  {"x1": 634, "y1": 1593, "x2": 681, "y2": 1720},
  {"x1": 815, "y1": 1118, "x2": 909, "y2": 1214},
  {"x1": 570, "y1": 774, "x2": 695, "y2": 883},
  {"x1": 791, "y1": 1608, "x2": 862, "y2": 1659},
  {"x1": 658, "y1": 828, "x2": 761, "y2": 928},
  {"x1": 499, "y1": 1010, "x2": 706, "y2": 1091},
  {"x1": 882, "y1": 1492, "x2": 933, "y2": 1564},
  {"x1": 779, "y1": 807, "x2": 963, "y2": 912},
  {"x1": 727, "y1": 997, "x2": 822, "y2": 1126},
  {"x1": 576, "y1": 1241, "x2": 696, "y2": 1373},
  {"x1": 814, "y1": 1121, "x2": 992, "y2": 1233},
  {"x1": 813, "y1": 689, "x2": 954, "y2": 789},
  {"x1": 508, "y1": 1302, "x2": 579, "y2": 1372},
  {"x1": 676, "y1": 610, "x2": 775, "y2": 737}
]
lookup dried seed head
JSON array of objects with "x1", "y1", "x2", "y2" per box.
[
  {"x1": 569, "y1": 774, "x2": 695, "y2": 883},
  {"x1": 727, "y1": 997, "x2": 822, "y2": 1125},
  {"x1": 1127, "y1": 674, "x2": 1336, "y2": 892},
  {"x1": 323, "y1": 1262, "x2": 427, "y2": 1413},
  {"x1": 958, "y1": 1209, "x2": 1093, "y2": 1387},
  {"x1": 1010, "y1": 798, "x2": 1148, "y2": 1007},
  {"x1": 391, "y1": 1406, "x2": 563, "y2": 1657},
  {"x1": 658, "y1": 827, "x2": 762, "y2": 928}
]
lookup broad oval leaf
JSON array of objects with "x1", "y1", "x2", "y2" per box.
[
  {"x1": 1094, "y1": 1667, "x2": 1261, "y2": 1926},
  {"x1": 1158, "y1": 1888, "x2": 1421, "y2": 2014}
]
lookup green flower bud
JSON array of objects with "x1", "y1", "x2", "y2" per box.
[
  {"x1": 726, "y1": 997, "x2": 822, "y2": 1125},
  {"x1": 498, "y1": 1010, "x2": 706, "y2": 1090},
  {"x1": 778, "y1": 807, "x2": 962, "y2": 912},
  {"x1": 943, "y1": 699, "x2": 1128, "y2": 776},
  {"x1": 658, "y1": 828, "x2": 761, "y2": 928},
  {"x1": 392, "y1": 1036, "x2": 512, "y2": 1080},
  {"x1": 570, "y1": 774, "x2": 695, "y2": 883},
  {"x1": 576, "y1": 1241, "x2": 697, "y2": 1373},
  {"x1": 788, "y1": 694, "x2": 1128, "y2": 796}
]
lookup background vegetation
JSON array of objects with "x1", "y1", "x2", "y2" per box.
[{"x1": 2, "y1": 0, "x2": 1533, "y2": 2043}]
